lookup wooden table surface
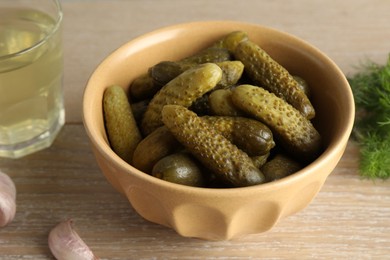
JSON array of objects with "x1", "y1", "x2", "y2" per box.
[{"x1": 1, "y1": 0, "x2": 389, "y2": 259}]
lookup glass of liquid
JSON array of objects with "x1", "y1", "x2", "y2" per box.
[{"x1": 0, "y1": 0, "x2": 65, "y2": 158}]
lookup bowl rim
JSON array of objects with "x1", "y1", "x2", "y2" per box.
[{"x1": 83, "y1": 20, "x2": 355, "y2": 196}]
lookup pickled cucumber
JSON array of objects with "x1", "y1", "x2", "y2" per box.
[
  {"x1": 141, "y1": 63, "x2": 222, "y2": 135},
  {"x1": 181, "y1": 47, "x2": 232, "y2": 64},
  {"x1": 202, "y1": 116, "x2": 275, "y2": 156},
  {"x1": 133, "y1": 115, "x2": 273, "y2": 173},
  {"x1": 211, "y1": 31, "x2": 249, "y2": 52},
  {"x1": 104, "y1": 31, "x2": 325, "y2": 187},
  {"x1": 251, "y1": 153, "x2": 270, "y2": 169},
  {"x1": 214, "y1": 61, "x2": 244, "y2": 89},
  {"x1": 231, "y1": 85, "x2": 322, "y2": 161},
  {"x1": 130, "y1": 73, "x2": 160, "y2": 100},
  {"x1": 132, "y1": 126, "x2": 182, "y2": 173},
  {"x1": 103, "y1": 85, "x2": 142, "y2": 163},
  {"x1": 161, "y1": 105, "x2": 266, "y2": 187},
  {"x1": 152, "y1": 153, "x2": 205, "y2": 187},
  {"x1": 234, "y1": 40, "x2": 315, "y2": 119},
  {"x1": 149, "y1": 61, "x2": 185, "y2": 87},
  {"x1": 208, "y1": 89, "x2": 243, "y2": 116},
  {"x1": 293, "y1": 75, "x2": 310, "y2": 98},
  {"x1": 150, "y1": 60, "x2": 244, "y2": 90},
  {"x1": 261, "y1": 153, "x2": 302, "y2": 181}
]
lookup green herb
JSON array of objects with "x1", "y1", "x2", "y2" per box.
[{"x1": 348, "y1": 54, "x2": 390, "y2": 180}]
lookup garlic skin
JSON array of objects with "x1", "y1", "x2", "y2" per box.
[
  {"x1": 48, "y1": 219, "x2": 99, "y2": 260},
  {"x1": 0, "y1": 171, "x2": 16, "y2": 228}
]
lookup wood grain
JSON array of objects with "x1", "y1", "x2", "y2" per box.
[
  {"x1": 0, "y1": 125, "x2": 389, "y2": 259},
  {"x1": 1, "y1": 0, "x2": 389, "y2": 259}
]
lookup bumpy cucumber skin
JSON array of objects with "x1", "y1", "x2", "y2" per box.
[
  {"x1": 150, "y1": 60, "x2": 244, "y2": 91},
  {"x1": 108, "y1": 31, "x2": 323, "y2": 187},
  {"x1": 134, "y1": 38, "x2": 244, "y2": 109},
  {"x1": 133, "y1": 116, "x2": 273, "y2": 173},
  {"x1": 202, "y1": 116, "x2": 275, "y2": 156},
  {"x1": 181, "y1": 47, "x2": 232, "y2": 64},
  {"x1": 234, "y1": 40, "x2": 315, "y2": 119},
  {"x1": 161, "y1": 105, "x2": 265, "y2": 187},
  {"x1": 103, "y1": 85, "x2": 142, "y2": 163},
  {"x1": 141, "y1": 63, "x2": 222, "y2": 135},
  {"x1": 231, "y1": 85, "x2": 322, "y2": 162}
]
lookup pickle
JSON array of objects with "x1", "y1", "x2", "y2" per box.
[
  {"x1": 132, "y1": 126, "x2": 182, "y2": 173},
  {"x1": 149, "y1": 61, "x2": 185, "y2": 87},
  {"x1": 234, "y1": 40, "x2": 315, "y2": 119},
  {"x1": 130, "y1": 73, "x2": 161, "y2": 100},
  {"x1": 202, "y1": 116, "x2": 275, "y2": 156},
  {"x1": 211, "y1": 31, "x2": 249, "y2": 52},
  {"x1": 293, "y1": 75, "x2": 310, "y2": 98},
  {"x1": 161, "y1": 105, "x2": 266, "y2": 187},
  {"x1": 214, "y1": 61, "x2": 244, "y2": 89},
  {"x1": 133, "y1": 47, "x2": 230, "y2": 100},
  {"x1": 150, "y1": 60, "x2": 244, "y2": 90},
  {"x1": 133, "y1": 115, "x2": 273, "y2": 172},
  {"x1": 261, "y1": 153, "x2": 302, "y2": 181},
  {"x1": 152, "y1": 153, "x2": 205, "y2": 187},
  {"x1": 231, "y1": 85, "x2": 322, "y2": 161},
  {"x1": 180, "y1": 47, "x2": 231, "y2": 64},
  {"x1": 141, "y1": 63, "x2": 222, "y2": 135},
  {"x1": 208, "y1": 89, "x2": 243, "y2": 116},
  {"x1": 251, "y1": 153, "x2": 270, "y2": 169},
  {"x1": 103, "y1": 85, "x2": 142, "y2": 163}
]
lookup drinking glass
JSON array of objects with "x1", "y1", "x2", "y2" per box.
[{"x1": 0, "y1": 0, "x2": 64, "y2": 158}]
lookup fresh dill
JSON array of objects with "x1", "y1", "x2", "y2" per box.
[{"x1": 348, "y1": 54, "x2": 390, "y2": 180}]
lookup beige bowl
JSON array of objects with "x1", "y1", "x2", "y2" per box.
[{"x1": 83, "y1": 21, "x2": 354, "y2": 240}]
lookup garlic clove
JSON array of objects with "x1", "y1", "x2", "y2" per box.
[
  {"x1": 0, "y1": 171, "x2": 16, "y2": 228},
  {"x1": 48, "y1": 219, "x2": 99, "y2": 260}
]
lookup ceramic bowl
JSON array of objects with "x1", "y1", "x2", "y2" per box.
[{"x1": 83, "y1": 21, "x2": 354, "y2": 240}]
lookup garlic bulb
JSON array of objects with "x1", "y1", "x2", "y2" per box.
[
  {"x1": 48, "y1": 219, "x2": 99, "y2": 260},
  {"x1": 0, "y1": 171, "x2": 16, "y2": 227}
]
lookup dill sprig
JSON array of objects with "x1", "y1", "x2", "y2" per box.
[
  {"x1": 348, "y1": 54, "x2": 390, "y2": 180},
  {"x1": 359, "y1": 131, "x2": 390, "y2": 179}
]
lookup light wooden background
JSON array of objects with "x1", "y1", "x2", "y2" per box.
[{"x1": 0, "y1": 0, "x2": 389, "y2": 259}]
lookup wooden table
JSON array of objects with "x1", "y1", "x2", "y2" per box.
[{"x1": 1, "y1": 0, "x2": 389, "y2": 259}]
